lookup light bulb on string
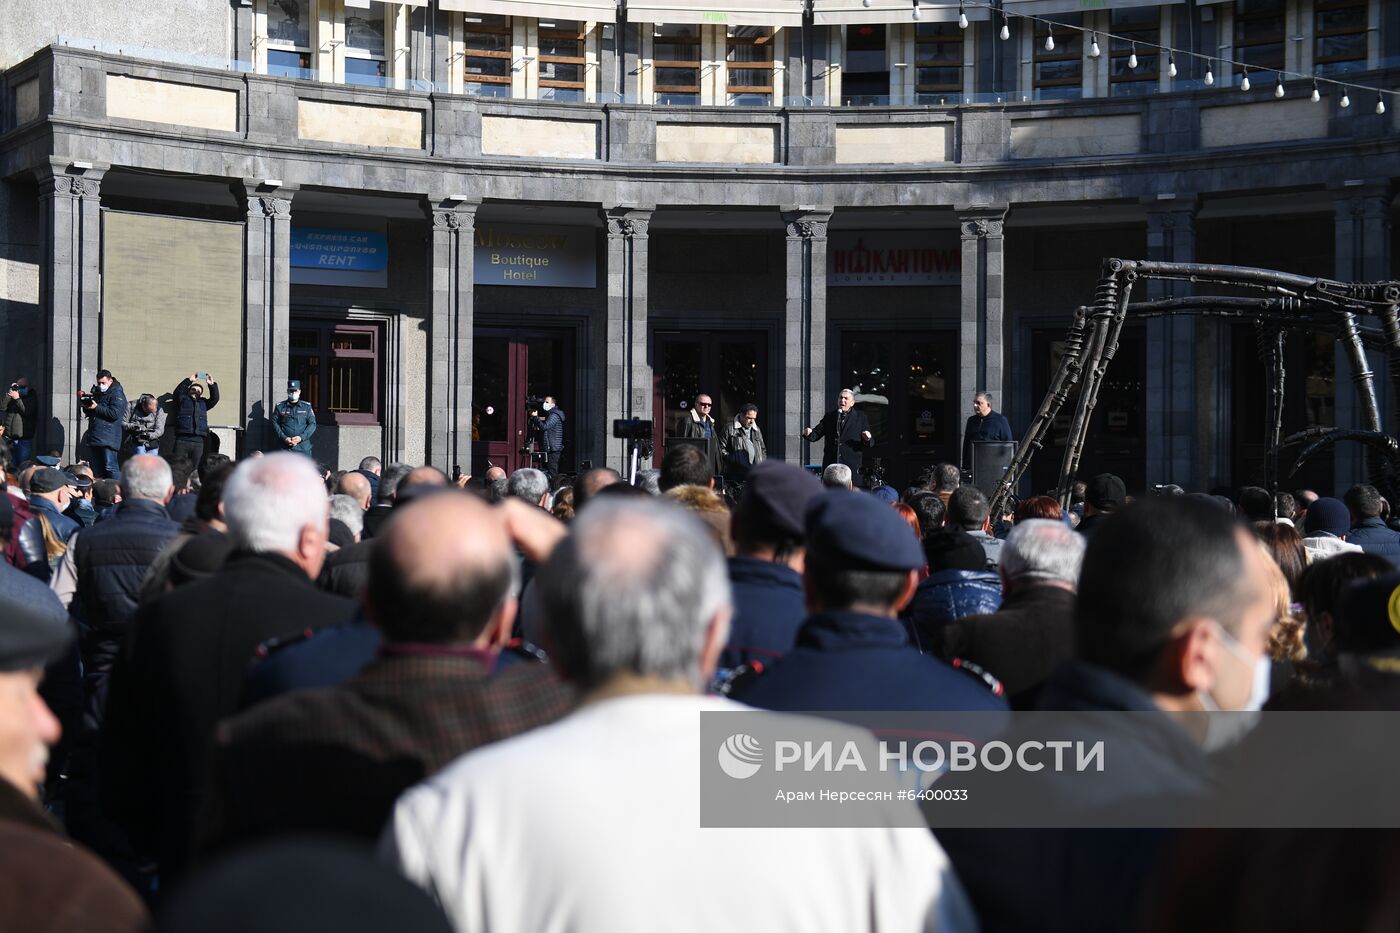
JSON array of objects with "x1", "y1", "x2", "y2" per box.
[
  {"x1": 1088, "y1": 33, "x2": 1100, "y2": 58},
  {"x1": 862, "y1": 0, "x2": 872, "y2": 7},
  {"x1": 1379, "y1": 94, "x2": 1387, "y2": 115},
  {"x1": 911, "y1": 0, "x2": 920, "y2": 20},
  {"x1": 1044, "y1": 31, "x2": 1055, "y2": 52},
  {"x1": 1204, "y1": 64, "x2": 1214, "y2": 86},
  {"x1": 1240, "y1": 70, "x2": 1250, "y2": 92},
  {"x1": 1128, "y1": 44, "x2": 1137, "y2": 70},
  {"x1": 1340, "y1": 90, "x2": 1350, "y2": 108},
  {"x1": 999, "y1": 14, "x2": 1010, "y2": 40},
  {"x1": 1168, "y1": 54, "x2": 1176, "y2": 78},
  {"x1": 1274, "y1": 74, "x2": 1284, "y2": 98},
  {"x1": 958, "y1": 3, "x2": 968, "y2": 29},
  {"x1": 1310, "y1": 81, "x2": 1320, "y2": 102}
]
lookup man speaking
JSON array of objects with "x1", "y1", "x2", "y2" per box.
[
  {"x1": 802, "y1": 388, "x2": 873, "y2": 479},
  {"x1": 962, "y1": 391, "x2": 1012, "y2": 469}
]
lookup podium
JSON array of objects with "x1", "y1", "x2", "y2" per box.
[{"x1": 970, "y1": 441, "x2": 1017, "y2": 498}]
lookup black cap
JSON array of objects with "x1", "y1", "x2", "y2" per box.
[
  {"x1": 805, "y1": 489, "x2": 925, "y2": 572},
  {"x1": 0, "y1": 592, "x2": 74, "y2": 672},
  {"x1": 1086, "y1": 473, "x2": 1126, "y2": 512},
  {"x1": 737, "y1": 461, "x2": 823, "y2": 539},
  {"x1": 1305, "y1": 497, "x2": 1351, "y2": 538},
  {"x1": 33, "y1": 455, "x2": 60, "y2": 468},
  {"x1": 923, "y1": 528, "x2": 989, "y2": 573},
  {"x1": 29, "y1": 468, "x2": 79, "y2": 495}
]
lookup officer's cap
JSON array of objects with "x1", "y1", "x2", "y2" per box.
[
  {"x1": 0, "y1": 593, "x2": 74, "y2": 672},
  {"x1": 34, "y1": 455, "x2": 60, "y2": 468},
  {"x1": 288, "y1": 380, "x2": 302, "y2": 392},
  {"x1": 805, "y1": 489, "x2": 924, "y2": 572},
  {"x1": 737, "y1": 461, "x2": 823, "y2": 539}
]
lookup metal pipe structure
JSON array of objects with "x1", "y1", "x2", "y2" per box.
[{"x1": 1000, "y1": 258, "x2": 1400, "y2": 510}]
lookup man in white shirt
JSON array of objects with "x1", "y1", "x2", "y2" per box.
[{"x1": 382, "y1": 498, "x2": 975, "y2": 933}]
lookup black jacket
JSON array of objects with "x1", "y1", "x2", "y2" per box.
[
  {"x1": 939, "y1": 584, "x2": 1077, "y2": 706},
  {"x1": 99, "y1": 551, "x2": 356, "y2": 878},
  {"x1": 70, "y1": 499, "x2": 180, "y2": 687},
  {"x1": 806, "y1": 407, "x2": 872, "y2": 471},
  {"x1": 80, "y1": 381, "x2": 127, "y2": 451},
  {"x1": 318, "y1": 539, "x2": 374, "y2": 599},
  {"x1": 962, "y1": 410, "x2": 1013, "y2": 468},
  {"x1": 530, "y1": 407, "x2": 566, "y2": 452},
  {"x1": 2, "y1": 388, "x2": 37, "y2": 440},
  {"x1": 173, "y1": 379, "x2": 219, "y2": 437}
]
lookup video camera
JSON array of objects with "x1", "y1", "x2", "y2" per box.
[
  {"x1": 525, "y1": 395, "x2": 545, "y2": 417},
  {"x1": 612, "y1": 418, "x2": 653, "y2": 441}
]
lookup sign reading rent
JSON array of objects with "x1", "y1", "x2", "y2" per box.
[
  {"x1": 828, "y1": 232, "x2": 961, "y2": 287},
  {"x1": 475, "y1": 224, "x2": 596, "y2": 289},
  {"x1": 291, "y1": 228, "x2": 389, "y2": 288}
]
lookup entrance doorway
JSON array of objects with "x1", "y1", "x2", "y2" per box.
[
  {"x1": 1029, "y1": 326, "x2": 1146, "y2": 495},
  {"x1": 839, "y1": 330, "x2": 959, "y2": 490},
  {"x1": 472, "y1": 327, "x2": 575, "y2": 476},
  {"x1": 653, "y1": 330, "x2": 769, "y2": 461}
]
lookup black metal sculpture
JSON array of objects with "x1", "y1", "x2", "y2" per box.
[{"x1": 988, "y1": 259, "x2": 1400, "y2": 518}]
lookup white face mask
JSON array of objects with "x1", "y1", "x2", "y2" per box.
[
  {"x1": 542, "y1": 401, "x2": 554, "y2": 412},
  {"x1": 289, "y1": 391, "x2": 301, "y2": 402},
  {"x1": 1198, "y1": 623, "x2": 1270, "y2": 751},
  {"x1": 95, "y1": 382, "x2": 109, "y2": 394}
]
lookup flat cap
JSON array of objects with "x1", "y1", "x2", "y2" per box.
[
  {"x1": 29, "y1": 468, "x2": 79, "y2": 495},
  {"x1": 737, "y1": 461, "x2": 823, "y2": 539},
  {"x1": 1085, "y1": 473, "x2": 1126, "y2": 512},
  {"x1": 805, "y1": 489, "x2": 925, "y2": 572},
  {"x1": 0, "y1": 592, "x2": 74, "y2": 672}
]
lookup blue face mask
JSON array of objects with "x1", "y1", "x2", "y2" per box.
[{"x1": 289, "y1": 391, "x2": 301, "y2": 402}]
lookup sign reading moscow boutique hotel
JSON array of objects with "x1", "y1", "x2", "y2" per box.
[
  {"x1": 828, "y1": 232, "x2": 961, "y2": 287},
  {"x1": 474, "y1": 224, "x2": 596, "y2": 288}
]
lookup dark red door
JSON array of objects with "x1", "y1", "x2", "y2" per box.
[{"x1": 472, "y1": 329, "x2": 574, "y2": 476}]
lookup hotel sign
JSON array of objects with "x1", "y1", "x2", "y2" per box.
[
  {"x1": 475, "y1": 224, "x2": 596, "y2": 289},
  {"x1": 828, "y1": 232, "x2": 961, "y2": 287}
]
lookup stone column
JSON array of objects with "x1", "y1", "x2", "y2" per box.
[
  {"x1": 783, "y1": 207, "x2": 832, "y2": 466},
  {"x1": 238, "y1": 180, "x2": 295, "y2": 455},
  {"x1": 1144, "y1": 201, "x2": 1199, "y2": 488},
  {"x1": 958, "y1": 205, "x2": 1007, "y2": 465},
  {"x1": 424, "y1": 196, "x2": 478, "y2": 474},
  {"x1": 600, "y1": 206, "x2": 652, "y2": 472},
  {"x1": 38, "y1": 163, "x2": 104, "y2": 461},
  {"x1": 1334, "y1": 185, "x2": 1393, "y2": 489}
]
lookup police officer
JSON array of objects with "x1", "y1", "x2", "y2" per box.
[
  {"x1": 734, "y1": 490, "x2": 1008, "y2": 712},
  {"x1": 272, "y1": 380, "x2": 317, "y2": 457}
]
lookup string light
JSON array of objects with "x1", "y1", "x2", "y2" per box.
[
  {"x1": 900, "y1": 2, "x2": 1399, "y2": 116},
  {"x1": 862, "y1": 0, "x2": 872, "y2": 7}
]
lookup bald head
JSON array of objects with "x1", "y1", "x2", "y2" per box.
[
  {"x1": 484, "y1": 466, "x2": 507, "y2": 483},
  {"x1": 367, "y1": 492, "x2": 518, "y2": 646},
  {"x1": 398, "y1": 466, "x2": 448, "y2": 498},
  {"x1": 574, "y1": 467, "x2": 622, "y2": 512},
  {"x1": 336, "y1": 471, "x2": 372, "y2": 511}
]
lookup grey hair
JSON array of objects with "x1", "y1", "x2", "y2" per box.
[
  {"x1": 223, "y1": 453, "x2": 328, "y2": 554},
  {"x1": 635, "y1": 469, "x2": 661, "y2": 495},
  {"x1": 120, "y1": 455, "x2": 173, "y2": 502},
  {"x1": 329, "y1": 494, "x2": 364, "y2": 538},
  {"x1": 1001, "y1": 518, "x2": 1085, "y2": 587},
  {"x1": 507, "y1": 468, "x2": 549, "y2": 505},
  {"x1": 822, "y1": 463, "x2": 853, "y2": 489},
  {"x1": 839, "y1": 388, "x2": 855, "y2": 398},
  {"x1": 538, "y1": 498, "x2": 731, "y2": 691},
  {"x1": 358, "y1": 456, "x2": 382, "y2": 473},
  {"x1": 487, "y1": 477, "x2": 509, "y2": 504},
  {"x1": 378, "y1": 462, "x2": 413, "y2": 503}
]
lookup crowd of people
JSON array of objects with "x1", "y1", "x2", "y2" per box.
[{"x1": 5, "y1": 408, "x2": 1400, "y2": 931}]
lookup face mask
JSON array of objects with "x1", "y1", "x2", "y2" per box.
[
  {"x1": 95, "y1": 383, "x2": 108, "y2": 394},
  {"x1": 289, "y1": 391, "x2": 301, "y2": 402},
  {"x1": 1211, "y1": 621, "x2": 1271, "y2": 713},
  {"x1": 542, "y1": 402, "x2": 554, "y2": 412}
]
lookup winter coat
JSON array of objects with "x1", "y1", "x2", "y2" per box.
[
  {"x1": 173, "y1": 378, "x2": 219, "y2": 437},
  {"x1": 2, "y1": 388, "x2": 37, "y2": 439},
  {"x1": 901, "y1": 568, "x2": 1003, "y2": 654},
  {"x1": 719, "y1": 420, "x2": 766, "y2": 478},
  {"x1": 123, "y1": 400, "x2": 167, "y2": 449},
  {"x1": 80, "y1": 381, "x2": 127, "y2": 451}
]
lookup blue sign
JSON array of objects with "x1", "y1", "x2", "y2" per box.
[{"x1": 291, "y1": 228, "x2": 388, "y2": 272}]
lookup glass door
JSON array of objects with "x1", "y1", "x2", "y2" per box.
[
  {"x1": 840, "y1": 331, "x2": 958, "y2": 490},
  {"x1": 472, "y1": 328, "x2": 575, "y2": 476},
  {"x1": 653, "y1": 331, "x2": 768, "y2": 463}
]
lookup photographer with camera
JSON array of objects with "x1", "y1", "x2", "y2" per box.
[
  {"x1": 2, "y1": 376, "x2": 36, "y2": 465},
  {"x1": 528, "y1": 395, "x2": 566, "y2": 482},
  {"x1": 173, "y1": 373, "x2": 220, "y2": 464},
  {"x1": 79, "y1": 369, "x2": 127, "y2": 479},
  {"x1": 124, "y1": 393, "x2": 167, "y2": 457}
]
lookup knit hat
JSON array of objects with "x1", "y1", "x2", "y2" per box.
[{"x1": 1304, "y1": 497, "x2": 1351, "y2": 538}]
